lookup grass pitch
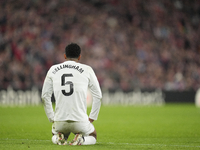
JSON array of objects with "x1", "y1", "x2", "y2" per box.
[{"x1": 0, "y1": 104, "x2": 200, "y2": 150}]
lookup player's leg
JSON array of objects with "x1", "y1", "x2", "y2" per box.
[
  {"x1": 70, "y1": 121, "x2": 97, "y2": 145},
  {"x1": 51, "y1": 122, "x2": 70, "y2": 145},
  {"x1": 82, "y1": 128, "x2": 97, "y2": 145},
  {"x1": 70, "y1": 129, "x2": 97, "y2": 145}
]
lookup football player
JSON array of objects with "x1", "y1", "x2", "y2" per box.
[{"x1": 41, "y1": 43, "x2": 102, "y2": 145}]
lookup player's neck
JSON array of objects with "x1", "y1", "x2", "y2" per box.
[{"x1": 66, "y1": 58, "x2": 79, "y2": 62}]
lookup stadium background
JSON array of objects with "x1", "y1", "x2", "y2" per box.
[{"x1": 0, "y1": 0, "x2": 200, "y2": 105}]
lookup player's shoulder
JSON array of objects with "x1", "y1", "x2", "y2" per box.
[
  {"x1": 73, "y1": 62, "x2": 96, "y2": 76},
  {"x1": 47, "y1": 62, "x2": 64, "y2": 74}
]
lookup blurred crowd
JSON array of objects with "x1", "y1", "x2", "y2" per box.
[{"x1": 0, "y1": 0, "x2": 200, "y2": 91}]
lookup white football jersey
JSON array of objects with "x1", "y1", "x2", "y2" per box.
[{"x1": 41, "y1": 60, "x2": 102, "y2": 122}]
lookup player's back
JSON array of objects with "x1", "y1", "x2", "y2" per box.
[{"x1": 49, "y1": 60, "x2": 91, "y2": 122}]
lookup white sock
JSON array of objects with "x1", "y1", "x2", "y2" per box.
[
  {"x1": 82, "y1": 136, "x2": 96, "y2": 145},
  {"x1": 52, "y1": 135, "x2": 58, "y2": 144}
]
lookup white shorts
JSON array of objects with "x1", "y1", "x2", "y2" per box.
[{"x1": 52, "y1": 120, "x2": 95, "y2": 138}]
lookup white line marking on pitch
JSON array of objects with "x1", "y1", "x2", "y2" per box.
[
  {"x1": 98, "y1": 142, "x2": 200, "y2": 148},
  {"x1": 1, "y1": 138, "x2": 200, "y2": 148}
]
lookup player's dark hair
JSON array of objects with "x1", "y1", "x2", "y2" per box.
[{"x1": 65, "y1": 43, "x2": 81, "y2": 58}]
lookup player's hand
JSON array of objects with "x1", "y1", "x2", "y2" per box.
[{"x1": 89, "y1": 118, "x2": 94, "y2": 123}]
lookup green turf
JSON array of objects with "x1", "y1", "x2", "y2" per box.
[{"x1": 0, "y1": 104, "x2": 200, "y2": 150}]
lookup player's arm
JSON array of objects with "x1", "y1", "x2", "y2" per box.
[
  {"x1": 88, "y1": 67, "x2": 102, "y2": 122},
  {"x1": 41, "y1": 70, "x2": 54, "y2": 123}
]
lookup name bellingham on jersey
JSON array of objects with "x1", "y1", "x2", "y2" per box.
[{"x1": 52, "y1": 64, "x2": 84, "y2": 74}]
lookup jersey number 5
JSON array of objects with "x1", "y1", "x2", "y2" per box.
[{"x1": 61, "y1": 74, "x2": 74, "y2": 96}]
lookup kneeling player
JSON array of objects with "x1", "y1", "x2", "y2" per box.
[{"x1": 41, "y1": 43, "x2": 102, "y2": 145}]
